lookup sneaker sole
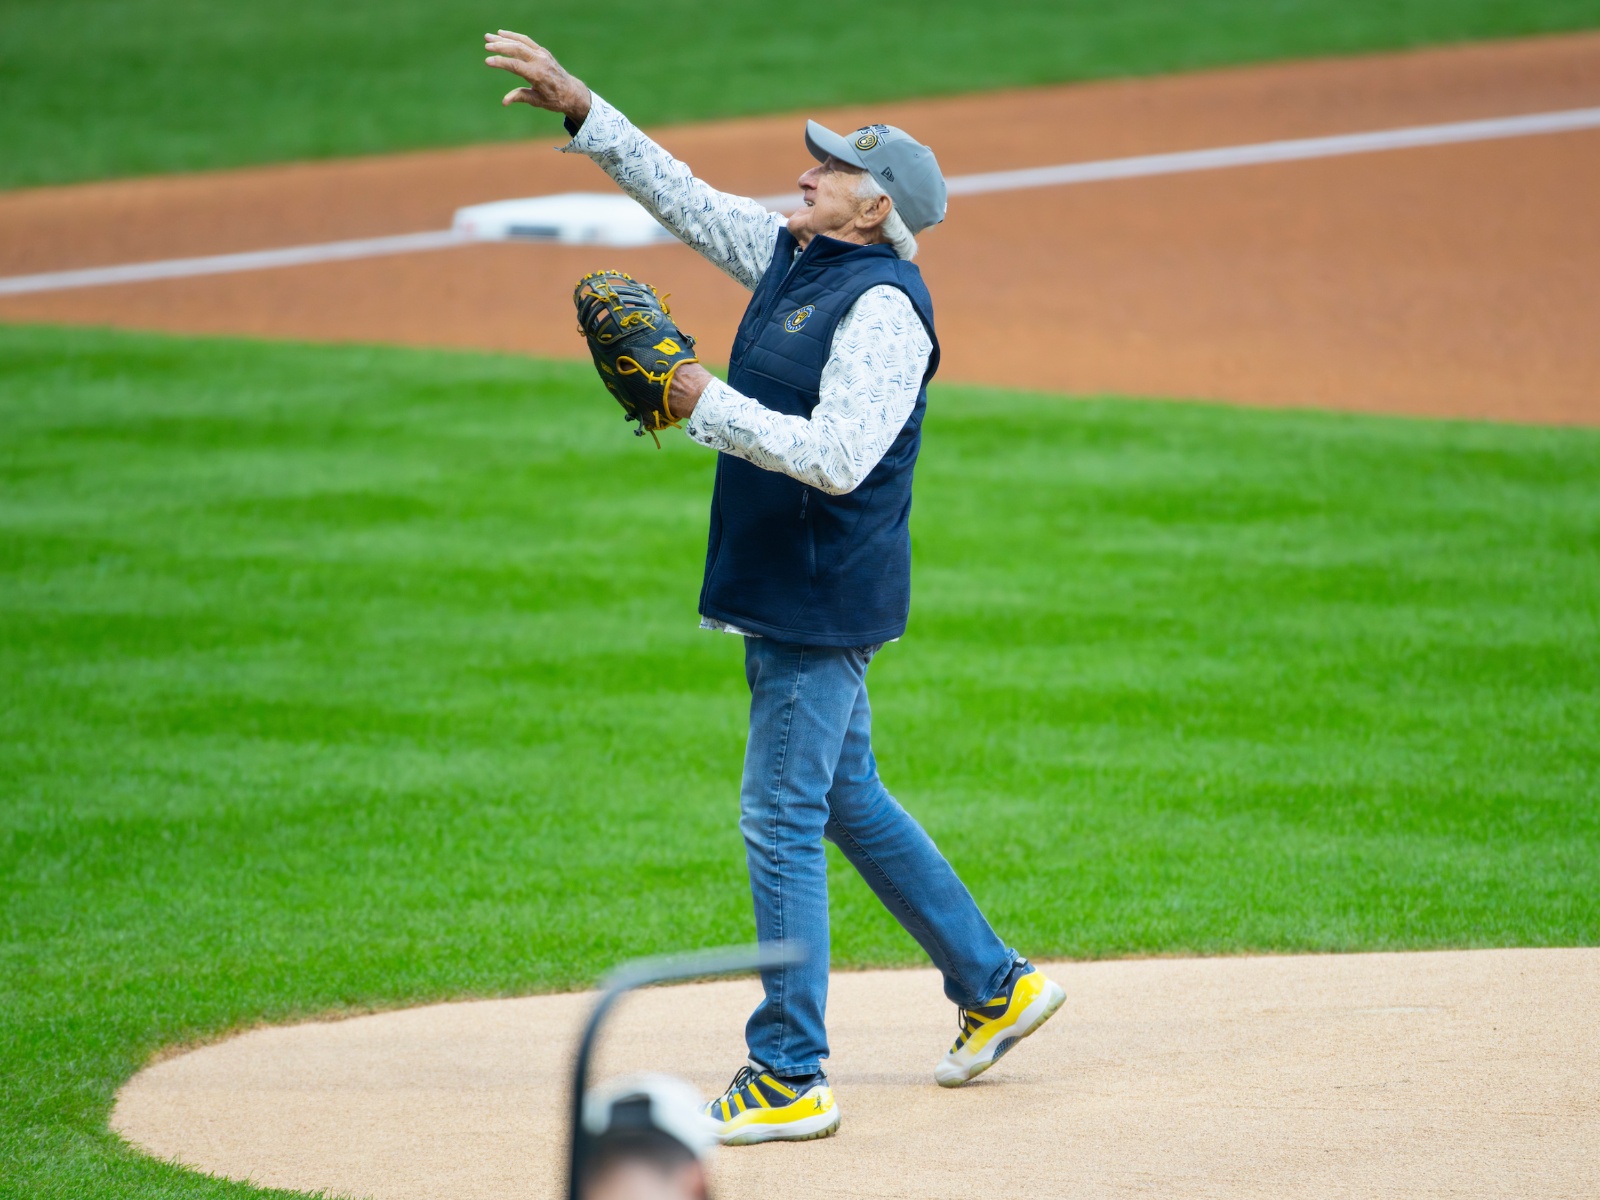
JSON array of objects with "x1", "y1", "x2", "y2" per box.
[
  {"x1": 719, "y1": 1104, "x2": 842, "y2": 1146},
  {"x1": 934, "y1": 977, "x2": 1066, "y2": 1088}
]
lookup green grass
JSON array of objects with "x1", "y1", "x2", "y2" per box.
[
  {"x1": 3, "y1": 1, "x2": 1600, "y2": 190},
  {"x1": 2, "y1": 323, "x2": 1598, "y2": 1196}
]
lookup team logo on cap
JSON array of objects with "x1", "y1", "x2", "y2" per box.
[
  {"x1": 784, "y1": 305, "x2": 816, "y2": 333},
  {"x1": 853, "y1": 124, "x2": 891, "y2": 151}
]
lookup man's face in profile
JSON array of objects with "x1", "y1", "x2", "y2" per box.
[{"x1": 587, "y1": 1157, "x2": 708, "y2": 1200}]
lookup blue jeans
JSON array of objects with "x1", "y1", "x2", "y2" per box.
[{"x1": 739, "y1": 637, "x2": 1017, "y2": 1075}]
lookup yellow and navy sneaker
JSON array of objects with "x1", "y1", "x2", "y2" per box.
[
  {"x1": 934, "y1": 958, "x2": 1066, "y2": 1087},
  {"x1": 703, "y1": 1061, "x2": 841, "y2": 1145}
]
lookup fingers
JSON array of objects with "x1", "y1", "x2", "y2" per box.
[
  {"x1": 483, "y1": 31, "x2": 540, "y2": 59},
  {"x1": 483, "y1": 29, "x2": 565, "y2": 111},
  {"x1": 486, "y1": 55, "x2": 548, "y2": 91},
  {"x1": 484, "y1": 40, "x2": 533, "y2": 63}
]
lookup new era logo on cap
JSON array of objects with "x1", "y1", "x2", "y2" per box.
[{"x1": 803, "y1": 120, "x2": 948, "y2": 235}]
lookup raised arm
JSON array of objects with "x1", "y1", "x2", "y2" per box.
[{"x1": 485, "y1": 30, "x2": 783, "y2": 290}]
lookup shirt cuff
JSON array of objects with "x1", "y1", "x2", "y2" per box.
[
  {"x1": 684, "y1": 377, "x2": 743, "y2": 450},
  {"x1": 558, "y1": 91, "x2": 628, "y2": 155}
]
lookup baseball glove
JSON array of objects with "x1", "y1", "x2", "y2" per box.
[{"x1": 573, "y1": 270, "x2": 699, "y2": 446}]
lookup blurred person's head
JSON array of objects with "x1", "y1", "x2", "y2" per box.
[
  {"x1": 582, "y1": 1125, "x2": 708, "y2": 1200},
  {"x1": 581, "y1": 1075, "x2": 714, "y2": 1200}
]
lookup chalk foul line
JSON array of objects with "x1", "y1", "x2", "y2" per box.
[
  {"x1": 937, "y1": 104, "x2": 1600, "y2": 197},
  {"x1": 2, "y1": 105, "x2": 1597, "y2": 298},
  {"x1": 0, "y1": 230, "x2": 472, "y2": 298}
]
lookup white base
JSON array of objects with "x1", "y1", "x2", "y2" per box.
[{"x1": 451, "y1": 193, "x2": 677, "y2": 247}]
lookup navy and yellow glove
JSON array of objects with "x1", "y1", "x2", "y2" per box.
[{"x1": 573, "y1": 270, "x2": 699, "y2": 446}]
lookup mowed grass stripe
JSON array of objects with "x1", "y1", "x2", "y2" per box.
[
  {"x1": 4, "y1": 0, "x2": 1600, "y2": 188},
  {"x1": 1, "y1": 324, "x2": 1597, "y2": 1196}
]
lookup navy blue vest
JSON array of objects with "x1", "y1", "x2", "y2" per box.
[{"x1": 697, "y1": 230, "x2": 940, "y2": 646}]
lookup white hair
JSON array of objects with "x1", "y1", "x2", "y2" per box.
[{"x1": 856, "y1": 172, "x2": 919, "y2": 260}]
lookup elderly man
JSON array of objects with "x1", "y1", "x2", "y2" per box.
[{"x1": 486, "y1": 31, "x2": 1065, "y2": 1145}]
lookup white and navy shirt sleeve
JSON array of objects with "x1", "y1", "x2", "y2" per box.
[
  {"x1": 685, "y1": 289, "x2": 931, "y2": 495},
  {"x1": 561, "y1": 93, "x2": 934, "y2": 497},
  {"x1": 561, "y1": 93, "x2": 783, "y2": 290}
]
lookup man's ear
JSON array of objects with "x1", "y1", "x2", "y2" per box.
[{"x1": 858, "y1": 191, "x2": 893, "y2": 233}]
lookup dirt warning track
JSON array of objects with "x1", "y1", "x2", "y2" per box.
[
  {"x1": 112, "y1": 949, "x2": 1600, "y2": 1200},
  {"x1": 3, "y1": 34, "x2": 1600, "y2": 422}
]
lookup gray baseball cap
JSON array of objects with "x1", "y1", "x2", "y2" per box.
[{"x1": 804, "y1": 121, "x2": 948, "y2": 234}]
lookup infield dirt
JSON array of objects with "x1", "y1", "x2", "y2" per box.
[
  {"x1": 4, "y1": 34, "x2": 1600, "y2": 422},
  {"x1": 112, "y1": 949, "x2": 1599, "y2": 1199}
]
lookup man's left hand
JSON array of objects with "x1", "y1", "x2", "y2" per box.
[{"x1": 668, "y1": 364, "x2": 714, "y2": 420}]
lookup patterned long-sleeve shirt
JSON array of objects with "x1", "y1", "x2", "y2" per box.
[{"x1": 561, "y1": 93, "x2": 933, "y2": 497}]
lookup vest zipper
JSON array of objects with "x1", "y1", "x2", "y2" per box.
[
  {"x1": 802, "y1": 489, "x2": 816, "y2": 579},
  {"x1": 764, "y1": 238, "x2": 815, "y2": 325}
]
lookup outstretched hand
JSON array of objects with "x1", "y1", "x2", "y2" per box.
[{"x1": 483, "y1": 30, "x2": 591, "y2": 124}]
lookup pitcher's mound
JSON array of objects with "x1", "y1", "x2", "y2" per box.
[{"x1": 112, "y1": 948, "x2": 1597, "y2": 1199}]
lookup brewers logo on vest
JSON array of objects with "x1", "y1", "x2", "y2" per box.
[{"x1": 784, "y1": 305, "x2": 816, "y2": 333}]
